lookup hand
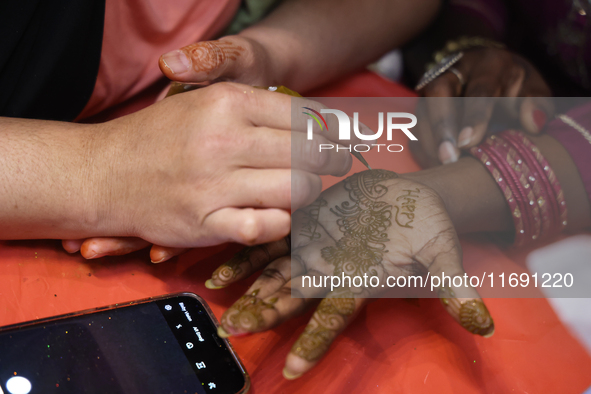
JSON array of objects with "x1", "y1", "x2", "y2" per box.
[
  {"x1": 66, "y1": 83, "x2": 357, "y2": 251},
  {"x1": 413, "y1": 47, "x2": 553, "y2": 167},
  {"x1": 205, "y1": 170, "x2": 494, "y2": 378},
  {"x1": 64, "y1": 36, "x2": 278, "y2": 259}
]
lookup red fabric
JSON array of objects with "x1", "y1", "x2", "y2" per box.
[{"x1": 1, "y1": 70, "x2": 590, "y2": 393}]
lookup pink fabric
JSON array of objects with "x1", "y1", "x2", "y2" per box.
[{"x1": 76, "y1": 0, "x2": 241, "y2": 121}]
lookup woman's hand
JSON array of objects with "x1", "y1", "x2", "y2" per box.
[
  {"x1": 205, "y1": 170, "x2": 494, "y2": 378},
  {"x1": 62, "y1": 82, "x2": 358, "y2": 252},
  {"x1": 413, "y1": 47, "x2": 553, "y2": 167}
]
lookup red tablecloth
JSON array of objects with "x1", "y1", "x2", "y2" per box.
[{"x1": 1, "y1": 71, "x2": 590, "y2": 393}]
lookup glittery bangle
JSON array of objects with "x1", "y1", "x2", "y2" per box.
[
  {"x1": 490, "y1": 135, "x2": 543, "y2": 241},
  {"x1": 471, "y1": 142, "x2": 527, "y2": 245},
  {"x1": 505, "y1": 131, "x2": 568, "y2": 231},
  {"x1": 501, "y1": 131, "x2": 563, "y2": 239},
  {"x1": 470, "y1": 131, "x2": 567, "y2": 245},
  {"x1": 479, "y1": 138, "x2": 534, "y2": 245}
]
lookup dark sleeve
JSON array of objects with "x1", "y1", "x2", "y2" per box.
[{"x1": 0, "y1": 0, "x2": 105, "y2": 121}]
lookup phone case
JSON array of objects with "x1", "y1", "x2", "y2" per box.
[{"x1": 0, "y1": 292, "x2": 251, "y2": 394}]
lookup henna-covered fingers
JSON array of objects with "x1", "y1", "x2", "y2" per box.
[
  {"x1": 415, "y1": 227, "x2": 495, "y2": 337},
  {"x1": 218, "y1": 275, "x2": 322, "y2": 338},
  {"x1": 205, "y1": 237, "x2": 290, "y2": 289},
  {"x1": 284, "y1": 291, "x2": 367, "y2": 380}
]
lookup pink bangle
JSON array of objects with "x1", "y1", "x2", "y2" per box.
[
  {"x1": 501, "y1": 131, "x2": 563, "y2": 238},
  {"x1": 470, "y1": 131, "x2": 567, "y2": 246},
  {"x1": 471, "y1": 142, "x2": 527, "y2": 245},
  {"x1": 491, "y1": 134, "x2": 543, "y2": 241},
  {"x1": 505, "y1": 131, "x2": 568, "y2": 231}
]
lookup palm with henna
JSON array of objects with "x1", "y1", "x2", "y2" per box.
[{"x1": 206, "y1": 169, "x2": 494, "y2": 379}]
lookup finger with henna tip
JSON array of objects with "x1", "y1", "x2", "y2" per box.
[
  {"x1": 416, "y1": 228, "x2": 495, "y2": 337},
  {"x1": 283, "y1": 294, "x2": 367, "y2": 379},
  {"x1": 218, "y1": 274, "x2": 324, "y2": 337},
  {"x1": 159, "y1": 39, "x2": 249, "y2": 82},
  {"x1": 62, "y1": 239, "x2": 84, "y2": 253},
  {"x1": 150, "y1": 245, "x2": 189, "y2": 264},
  {"x1": 206, "y1": 237, "x2": 291, "y2": 289},
  {"x1": 80, "y1": 237, "x2": 151, "y2": 259}
]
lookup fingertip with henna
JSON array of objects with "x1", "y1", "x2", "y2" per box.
[
  {"x1": 205, "y1": 279, "x2": 226, "y2": 289},
  {"x1": 217, "y1": 326, "x2": 231, "y2": 338},
  {"x1": 282, "y1": 368, "x2": 303, "y2": 380},
  {"x1": 160, "y1": 50, "x2": 191, "y2": 75},
  {"x1": 482, "y1": 325, "x2": 495, "y2": 338}
]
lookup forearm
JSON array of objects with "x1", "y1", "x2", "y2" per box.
[
  {"x1": 403, "y1": 134, "x2": 591, "y2": 235},
  {"x1": 0, "y1": 117, "x2": 108, "y2": 239},
  {"x1": 240, "y1": 0, "x2": 441, "y2": 91}
]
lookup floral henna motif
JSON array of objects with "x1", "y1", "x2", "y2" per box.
[
  {"x1": 182, "y1": 40, "x2": 244, "y2": 75},
  {"x1": 221, "y1": 289, "x2": 278, "y2": 332},
  {"x1": 291, "y1": 291, "x2": 356, "y2": 361},
  {"x1": 321, "y1": 170, "x2": 398, "y2": 280},
  {"x1": 439, "y1": 289, "x2": 495, "y2": 336},
  {"x1": 299, "y1": 197, "x2": 327, "y2": 241},
  {"x1": 211, "y1": 247, "x2": 252, "y2": 283}
]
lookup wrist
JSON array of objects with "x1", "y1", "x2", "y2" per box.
[
  {"x1": 401, "y1": 157, "x2": 513, "y2": 235},
  {"x1": 234, "y1": 32, "x2": 283, "y2": 86}
]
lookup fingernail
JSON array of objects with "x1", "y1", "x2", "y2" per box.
[
  {"x1": 205, "y1": 279, "x2": 226, "y2": 290},
  {"x1": 282, "y1": 368, "x2": 303, "y2": 380},
  {"x1": 533, "y1": 109, "x2": 547, "y2": 131},
  {"x1": 439, "y1": 141, "x2": 459, "y2": 164},
  {"x1": 482, "y1": 326, "x2": 495, "y2": 338},
  {"x1": 85, "y1": 250, "x2": 101, "y2": 259},
  {"x1": 217, "y1": 327, "x2": 231, "y2": 338},
  {"x1": 151, "y1": 256, "x2": 167, "y2": 264},
  {"x1": 160, "y1": 50, "x2": 190, "y2": 74},
  {"x1": 457, "y1": 127, "x2": 474, "y2": 148}
]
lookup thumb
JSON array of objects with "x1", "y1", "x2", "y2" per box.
[{"x1": 159, "y1": 38, "x2": 246, "y2": 82}]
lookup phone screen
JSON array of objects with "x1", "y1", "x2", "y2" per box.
[{"x1": 0, "y1": 294, "x2": 247, "y2": 394}]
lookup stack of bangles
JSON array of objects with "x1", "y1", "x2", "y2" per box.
[{"x1": 470, "y1": 130, "x2": 568, "y2": 246}]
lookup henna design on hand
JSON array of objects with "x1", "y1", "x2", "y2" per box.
[
  {"x1": 221, "y1": 288, "x2": 278, "y2": 332},
  {"x1": 211, "y1": 247, "x2": 252, "y2": 283},
  {"x1": 439, "y1": 288, "x2": 494, "y2": 336},
  {"x1": 321, "y1": 170, "x2": 398, "y2": 280},
  {"x1": 394, "y1": 188, "x2": 421, "y2": 228},
  {"x1": 181, "y1": 40, "x2": 245, "y2": 75},
  {"x1": 299, "y1": 197, "x2": 328, "y2": 241},
  {"x1": 291, "y1": 290, "x2": 356, "y2": 361}
]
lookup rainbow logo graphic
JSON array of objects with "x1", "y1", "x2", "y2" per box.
[{"x1": 302, "y1": 107, "x2": 328, "y2": 131}]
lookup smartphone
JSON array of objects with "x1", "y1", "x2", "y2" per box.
[{"x1": 0, "y1": 293, "x2": 249, "y2": 394}]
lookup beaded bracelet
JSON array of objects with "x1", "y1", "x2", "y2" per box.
[{"x1": 470, "y1": 130, "x2": 567, "y2": 246}]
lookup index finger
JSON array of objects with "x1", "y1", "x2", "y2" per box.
[
  {"x1": 284, "y1": 291, "x2": 367, "y2": 379},
  {"x1": 421, "y1": 74, "x2": 463, "y2": 163}
]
